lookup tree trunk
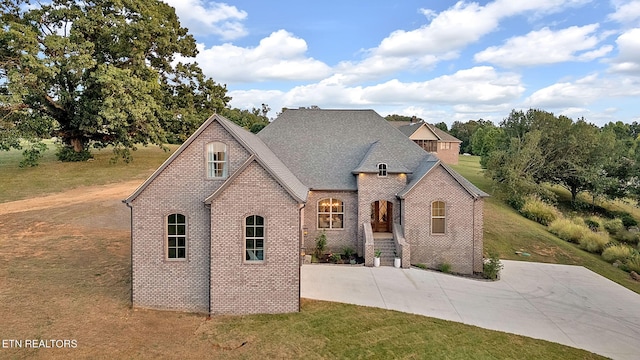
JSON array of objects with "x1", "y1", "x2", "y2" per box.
[
  {"x1": 571, "y1": 186, "x2": 578, "y2": 205},
  {"x1": 70, "y1": 138, "x2": 85, "y2": 152}
]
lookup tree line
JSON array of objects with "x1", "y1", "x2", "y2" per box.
[
  {"x1": 457, "y1": 109, "x2": 640, "y2": 206},
  {"x1": 1, "y1": 0, "x2": 268, "y2": 165}
]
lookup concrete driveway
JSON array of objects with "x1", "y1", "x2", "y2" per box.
[{"x1": 301, "y1": 260, "x2": 640, "y2": 360}]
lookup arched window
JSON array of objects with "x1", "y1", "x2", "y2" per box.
[
  {"x1": 206, "y1": 142, "x2": 227, "y2": 178},
  {"x1": 378, "y1": 163, "x2": 387, "y2": 177},
  {"x1": 431, "y1": 201, "x2": 446, "y2": 234},
  {"x1": 318, "y1": 198, "x2": 344, "y2": 229},
  {"x1": 167, "y1": 213, "x2": 186, "y2": 259},
  {"x1": 245, "y1": 215, "x2": 265, "y2": 262}
]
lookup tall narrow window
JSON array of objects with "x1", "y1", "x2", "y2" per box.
[
  {"x1": 378, "y1": 163, "x2": 387, "y2": 177},
  {"x1": 431, "y1": 201, "x2": 446, "y2": 234},
  {"x1": 167, "y1": 213, "x2": 186, "y2": 259},
  {"x1": 245, "y1": 215, "x2": 265, "y2": 262},
  {"x1": 207, "y1": 142, "x2": 227, "y2": 178},
  {"x1": 318, "y1": 198, "x2": 344, "y2": 229}
]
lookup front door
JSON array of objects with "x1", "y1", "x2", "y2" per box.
[{"x1": 371, "y1": 200, "x2": 392, "y2": 232}]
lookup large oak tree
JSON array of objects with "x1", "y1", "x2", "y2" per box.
[{"x1": 1, "y1": 0, "x2": 229, "y2": 161}]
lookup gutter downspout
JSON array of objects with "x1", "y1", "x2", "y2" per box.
[
  {"x1": 472, "y1": 197, "x2": 477, "y2": 273},
  {"x1": 206, "y1": 203, "x2": 212, "y2": 315},
  {"x1": 124, "y1": 201, "x2": 133, "y2": 307},
  {"x1": 298, "y1": 202, "x2": 306, "y2": 313}
]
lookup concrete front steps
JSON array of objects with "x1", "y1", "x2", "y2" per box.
[{"x1": 373, "y1": 233, "x2": 396, "y2": 266}]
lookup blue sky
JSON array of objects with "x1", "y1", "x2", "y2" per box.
[{"x1": 165, "y1": 0, "x2": 640, "y2": 126}]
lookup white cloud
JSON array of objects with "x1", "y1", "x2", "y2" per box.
[
  {"x1": 608, "y1": 0, "x2": 640, "y2": 24},
  {"x1": 332, "y1": 0, "x2": 593, "y2": 83},
  {"x1": 374, "y1": 0, "x2": 591, "y2": 58},
  {"x1": 609, "y1": 28, "x2": 640, "y2": 74},
  {"x1": 178, "y1": 30, "x2": 332, "y2": 84},
  {"x1": 229, "y1": 66, "x2": 524, "y2": 118},
  {"x1": 474, "y1": 24, "x2": 612, "y2": 67},
  {"x1": 525, "y1": 73, "x2": 640, "y2": 108},
  {"x1": 163, "y1": 0, "x2": 248, "y2": 40}
]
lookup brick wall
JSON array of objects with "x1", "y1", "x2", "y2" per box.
[
  {"x1": 403, "y1": 165, "x2": 483, "y2": 274},
  {"x1": 130, "y1": 121, "x2": 250, "y2": 313},
  {"x1": 433, "y1": 142, "x2": 460, "y2": 165},
  {"x1": 303, "y1": 191, "x2": 357, "y2": 255},
  {"x1": 210, "y1": 161, "x2": 300, "y2": 314},
  {"x1": 356, "y1": 173, "x2": 408, "y2": 254}
]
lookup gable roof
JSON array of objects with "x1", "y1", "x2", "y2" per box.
[
  {"x1": 258, "y1": 109, "x2": 437, "y2": 190},
  {"x1": 397, "y1": 122, "x2": 462, "y2": 143},
  {"x1": 351, "y1": 141, "x2": 412, "y2": 174},
  {"x1": 397, "y1": 159, "x2": 489, "y2": 199},
  {"x1": 125, "y1": 114, "x2": 308, "y2": 203}
]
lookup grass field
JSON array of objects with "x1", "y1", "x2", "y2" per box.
[{"x1": 0, "y1": 146, "x2": 614, "y2": 359}]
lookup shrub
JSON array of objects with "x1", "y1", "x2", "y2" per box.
[
  {"x1": 584, "y1": 216, "x2": 602, "y2": 232},
  {"x1": 578, "y1": 231, "x2": 610, "y2": 254},
  {"x1": 329, "y1": 253, "x2": 342, "y2": 263},
  {"x1": 548, "y1": 218, "x2": 588, "y2": 243},
  {"x1": 438, "y1": 262, "x2": 452, "y2": 273},
  {"x1": 602, "y1": 245, "x2": 634, "y2": 263},
  {"x1": 314, "y1": 231, "x2": 327, "y2": 258},
  {"x1": 603, "y1": 218, "x2": 624, "y2": 235},
  {"x1": 614, "y1": 230, "x2": 640, "y2": 245},
  {"x1": 483, "y1": 252, "x2": 503, "y2": 280},
  {"x1": 56, "y1": 145, "x2": 93, "y2": 162},
  {"x1": 626, "y1": 254, "x2": 640, "y2": 273},
  {"x1": 341, "y1": 246, "x2": 356, "y2": 260},
  {"x1": 620, "y1": 213, "x2": 638, "y2": 228},
  {"x1": 507, "y1": 194, "x2": 525, "y2": 211},
  {"x1": 19, "y1": 142, "x2": 48, "y2": 167},
  {"x1": 414, "y1": 263, "x2": 427, "y2": 270},
  {"x1": 519, "y1": 195, "x2": 560, "y2": 226}
]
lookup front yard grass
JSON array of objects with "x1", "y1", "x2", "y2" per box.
[{"x1": 0, "y1": 141, "x2": 178, "y2": 203}]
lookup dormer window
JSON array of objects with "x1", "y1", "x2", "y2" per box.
[{"x1": 378, "y1": 163, "x2": 387, "y2": 177}]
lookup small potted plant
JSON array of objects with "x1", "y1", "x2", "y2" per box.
[
  {"x1": 393, "y1": 250, "x2": 401, "y2": 268},
  {"x1": 374, "y1": 249, "x2": 381, "y2": 267}
]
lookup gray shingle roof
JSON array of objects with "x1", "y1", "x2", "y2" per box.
[
  {"x1": 258, "y1": 109, "x2": 436, "y2": 190},
  {"x1": 217, "y1": 115, "x2": 309, "y2": 202},
  {"x1": 397, "y1": 159, "x2": 489, "y2": 199},
  {"x1": 352, "y1": 141, "x2": 412, "y2": 174}
]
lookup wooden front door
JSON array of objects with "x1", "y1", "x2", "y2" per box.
[{"x1": 371, "y1": 200, "x2": 392, "y2": 232}]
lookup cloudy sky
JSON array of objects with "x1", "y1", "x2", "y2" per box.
[{"x1": 165, "y1": 0, "x2": 640, "y2": 126}]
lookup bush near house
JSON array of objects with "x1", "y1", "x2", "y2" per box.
[
  {"x1": 602, "y1": 245, "x2": 634, "y2": 264},
  {"x1": 603, "y1": 218, "x2": 625, "y2": 235},
  {"x1": 548, "y1": 218, "x2": 588, "y2": 244},
  {"x1": 578, "y1": 231, "x2": 610, "y2": 254},
  {"x1": 519, "y1": 195, "x2": 560, "y2": 226}
]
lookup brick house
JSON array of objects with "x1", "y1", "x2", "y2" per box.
[
  {"x1": 124, "y1": 108, "x2": 487, "y2": 315},
  {"x1": 394, "y1": 121, "x2": 462, "y2": 165}
]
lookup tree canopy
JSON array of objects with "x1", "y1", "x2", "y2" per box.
[
  {"x1": 1, "y1": 0, "x2": 230, "y2": 162},
  {"x1": 483, "y1": 109, "x2": 639, "y2": 205}
]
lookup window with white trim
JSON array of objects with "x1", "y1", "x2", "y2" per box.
[
  {"x1": 378, "y1": 163, "x2": 387, "y2": 177},
  {"x1": 431, "y1": 201, "x2": 446, "y2": 234},
  {"x1": 167, "y1": 213, "x2": 186, "y2": 259},
  {"x1": 318, "y1": 198, "x2": 344, "y2": 229},
  {"x1": 206, "y1": 142, "x2": 227, "y2": 178},
  {"x1": 245, "y1": 215, "x2": 265, "y2": 262}
]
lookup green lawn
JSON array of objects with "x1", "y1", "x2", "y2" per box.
[
  {"x1": 452, "y1": 155, "x2": 640, "y2": 295},
  {"x1": 0, "y1": 141, "x2": 178, "y2": 203}
]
